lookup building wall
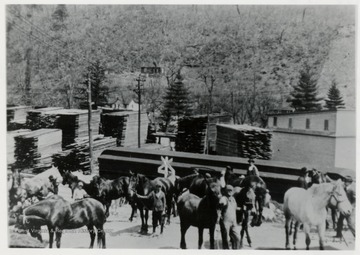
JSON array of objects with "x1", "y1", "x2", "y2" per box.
[
  {"x1": 269, "y1": 111, "x2": 337, "y2": 134},
  {"x1": 271, "y1": 132, "x2": 336, "y2": 169},
  {"x1": 335, "y1": 137, "x2": 356, "y2": 170},
  {"x1": 335, "y1": 110, "x2": 356, "y2": 137}
]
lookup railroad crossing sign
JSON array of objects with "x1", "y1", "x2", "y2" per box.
[{"x1": 158, "y1": 156, "x2": 176, "y2": 184}]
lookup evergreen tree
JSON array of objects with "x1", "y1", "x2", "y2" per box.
[
  {"x1": 288, "y1": 63, "x2": 322, "y2": 111},
  {"x1": 51, "y1": 4, "x2": 69, "y2": 31},
  {"x1": 161, "y1": 73, "x2": 192, "y2": 129},
  {"x1": 325, "y1": 80, "x2": 345, "y2": 110},
  {"x1": 76, "y1": 60, "x2": 109, "y2": 108}
]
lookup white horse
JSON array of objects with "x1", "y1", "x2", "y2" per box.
[{"x1": 283, "y1": 179, "x2": 352, "y2": 250}]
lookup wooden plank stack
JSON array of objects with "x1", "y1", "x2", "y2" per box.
[
  {"x1": 13, "y1": 128, "x2": 62, "y2": 173},
  {"x1": 7, "y1": 105, "x2": 33, "y2": 131},
  {"x1": 7, "y1": 129, "x2": 31, "y2": 165},
  {"x1": 176, "y1": 116, "x2": 207, "y2": 153},
  {"x1": 52, "y1": 135, "x2": 116, "y2": 173},
  {"x1": 176, "y1": 114, "x2": 232, "y2": 154},
  {"x1": 26, "y1": 108, "x2": 101, "y2": 149},
  {"x1": 100, "y1": 111, "x2": 149, "y2": 147},
  {"x1": 25, "y1": 107, "x2": 63, "y2": 130},
  {"x1": 216, "y1": 124, "x2": 272, "y2": 160}
]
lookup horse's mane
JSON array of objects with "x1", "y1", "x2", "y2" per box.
[{"x1": 308, "y1": 182, "x2": 334, "y2": 196}]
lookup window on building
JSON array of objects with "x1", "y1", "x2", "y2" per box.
[
  {"x1": 288, "y1": 118, "x2": 293, "y2": 129},
  {"x1": 324, "y1": 119, "x2": 329, "y2": 131},
  {"x1": 273, "y1": 117, "x2": 277, "y2": 127},
  {"x1": 306, "y1": 119, "x2": 310, "y2": 129}
]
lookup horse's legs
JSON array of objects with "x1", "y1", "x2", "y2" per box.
[
  {"x1": 144, "y1": 209, "x2": 149, "y2": 233},
  {"x1": 244, "y1": 211, "x2": 252, "y2": 247},
  {"x1": 198, "y1": 227, "x2": 204, "y2": 249},
  {"x1": 331, "y1": 208, "x2": 337, "y2": 230},
  {"x1": 209, "y1": 225, "x2": 216, "y2": 249},
  {"x1": 96, "y1": 225, "x2": 106, "y2": 249},
  {"x1": 180, "y1": 223, "x2": 190, "y2": 249},
  {"x1": 87, "y1": 225, "x2": 96, "y2": 248},
  {"x1": 166, "y1": 195, "x2": 172, "y2": 224},
  {"x1": 105, "y1": 201, "x2": 111, "y2": 218},
  {"x1": 129, "y1": 201, "x2": 137, "y2": 222},
  {"x1": 55, "y1": 227, "x2": 62, "y2": 248},
  {"x1": 293, "y1": 221, "x2": 299, "y2": 250},
  {"x1": 289, "y1": 220, "x2": 293, "y2": 235},
  {"x1": 139, "y1": 208, "x2": 145, "y2": 232},
  {"x1": 303, "y1": 223, "x2": 311, "y2": 250},
  {"x1": 239, "y1": 210, "x2": 246, "y2": 248},
  {"x1": 285, "y1": 217, "x2": 291, "y2": 250},
  {"x1": 317, "y1": 222, "x2": 326, "y2": 250},
  {"x1": 48, "y1": 226, "x2": 54, "y2": 248}
]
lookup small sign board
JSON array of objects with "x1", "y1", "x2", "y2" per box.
[{"x1": 141, "y1": 66, "x2": 162, "y2": 75}]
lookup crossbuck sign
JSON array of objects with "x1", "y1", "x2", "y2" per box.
[{"x1": 158, "y1": 156, "x2": 176, "y2": 184}]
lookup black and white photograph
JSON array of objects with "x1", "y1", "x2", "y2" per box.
[{"x1": 2, "y1": 1, "x2": 358, "y2": 251}]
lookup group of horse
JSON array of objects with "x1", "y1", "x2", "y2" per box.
[
  {"x1": 8, "y1": 165, "x2": 355, "y2": 250},
  {"x1": 8, "y1": 166, "x2": 267, "y2": 249}
]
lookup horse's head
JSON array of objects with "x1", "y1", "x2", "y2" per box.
[
  {"x1": 62, "y1": 170, "x2": 70, "y2": 185},
  {"x1": 90, "y1": 176, "x2": 103, "y2": 198},
  {"x1": 128, "y1": 171, "x2": 139, "y2": 197},
  {"x1": 329, "y1": 179, "x2": 352, "y2": 216},
  {"x1": 205, "y1": 178, "x2": 222, "y2": 203}
]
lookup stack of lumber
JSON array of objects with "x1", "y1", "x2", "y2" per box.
[
  {"x1": 13, "y1": 128, "x2": 62, "y2": 173},
  {"x1": 52, "y1": 109, "x2": 101, "y2": 148},
  {"x1": 216, "y1": 124, "x2": 272, "y2": 160},
  {"x1": 176, "y1": 116, "x2": 207, "y2": 153},
  {"x1": 100, "y1": 111, "x2": 149, "y2": 147},
  {"x1": 52, "y1": 135, "x2": 116, "y2": 173},
  {"x1": 176, "y1": 114, "x2": 232, "y2": 154},
  {"x1": 7, "y1": 129, "x2": 31, "y2": 165},
  {"x1": 7, "y1": 105, "x2": 32, "y2": 131},
  {"x1": 25, "y1": 107, "x2": 63, "y2": 130},
  {"x1": 26, "y1": 108, "x2": 101, "y2": 148}
]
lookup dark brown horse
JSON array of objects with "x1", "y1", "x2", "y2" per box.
[
  {"x1": 91, "y1": 175, "x2": 135, "y2": 218},
  {"x1": 61, "y1": 170, "x2": 98, "y2": 199},
  {"x1": 18, "y1": 195, "x2": 106, "y2": 248},
  {"x1": 128, "y1": 172, "x2": 175, "y2": 233},
  {"x1": 177, "y1": 180, "x2": 222, "y2": 249},
  {"x1": 174, "y1": 169, "x2": 200, "y2": 199}
]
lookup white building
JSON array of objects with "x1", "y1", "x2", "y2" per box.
[{"x1": 267, "y1": 110, "x2": 355, "y2": 171}]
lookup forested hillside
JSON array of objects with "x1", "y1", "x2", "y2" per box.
[{"x1": 6, "y1": 5, "x2": 355, "y2": 126}]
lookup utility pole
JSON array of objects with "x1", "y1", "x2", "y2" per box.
[
  {"x1": 134, "y1": 74, "x2": 146, "y2": 148},
  {"x1": 87, "y1": 71, "x2": 93, "y2": 173}
]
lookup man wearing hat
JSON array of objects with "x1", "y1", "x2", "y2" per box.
[
  {"x1": 218, "y1": 184, "x2": 240, "y2": 249},
  {"x1": 247, "y1": 159, "x2": 260, "y2": 177},
  {"x1": 335, "y1": 176, "x2": 356, "y2": 238},
  {"x1": 136, "y1": 181, "x2": 166, "y2": 234},
  {"x1": 73, "y1": 181, "x2": 89, "y2": 201}
]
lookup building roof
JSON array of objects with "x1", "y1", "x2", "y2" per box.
[{"x1": 267, "y1": 109, "x2": 355, "y2": 116}]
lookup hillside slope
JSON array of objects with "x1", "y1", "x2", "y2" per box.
[{"x1": 317, "y1": 24, "x2": 356, "y2": 109}]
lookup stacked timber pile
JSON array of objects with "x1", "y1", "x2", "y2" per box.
[
  {"x1": 52, "y1": 135, "x2": 116, "y2": 173},
  {"x1": 25, "y1": 107, "x2": 63, "y2": 130},
  {"x1": 216, "y1": 124, "x2": 272, "y2": 160},
  {"x1": 26, "y1": 108, "x2": 101, "y2": 148},
  {"x1": 176, "y1": 116, "x2": 207, "y2": 153},
  {"x1": 7, "y1": 129, "x2": 31, "y2": 165},
  {"x1": 13, "y1": 128, "x2": 62, "y2": 173},
  {"x1": 7, "y1": 105, "x2": 33, "y2": 131},
  {"x1": 52, "y1": 109, "x2": 101, "y2": 148},
  {"x1": 176, "y1": 114, "x2": 232, "y2": 154},
  {"x1": 100, "y1": 111, "x2": 149, "y2": 147}
]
